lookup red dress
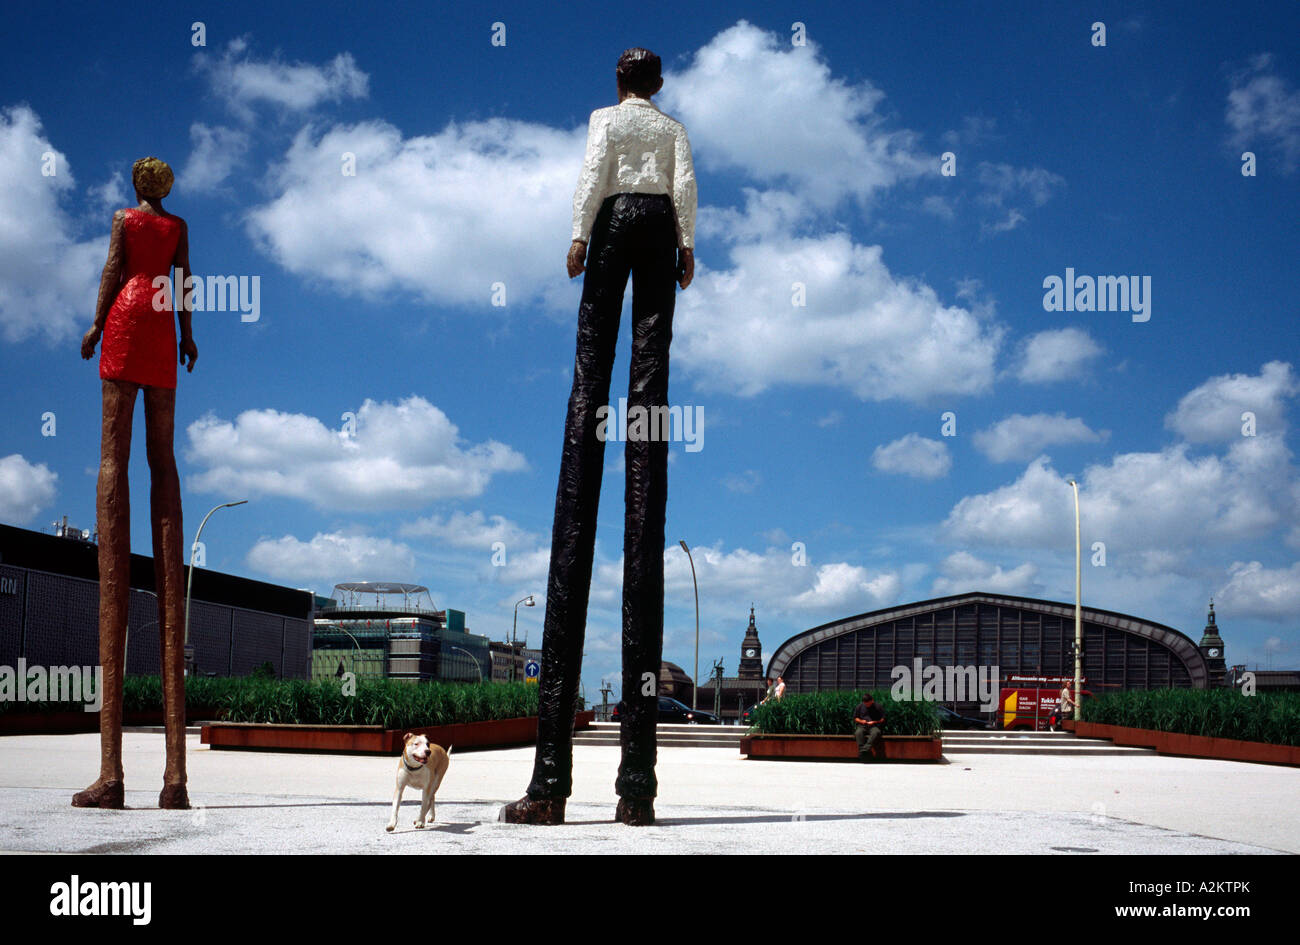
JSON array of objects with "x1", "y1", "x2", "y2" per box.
[{"x1": 99, "y1": 208, "x2": 182, "y2": 389}]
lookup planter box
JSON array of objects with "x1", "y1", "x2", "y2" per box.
[
  {"x1": 0, "y1": 708, "x2": 220, "y2": 736},
  {"x1": 1074, "y1": 720, "x2": 1300, "y2": 767},
  {"x1": 202, "y1": 710, "x2": 594, "y2": 755},
  {"x1": 740, "y1": 733, "x2": 942, "y2": 762}
]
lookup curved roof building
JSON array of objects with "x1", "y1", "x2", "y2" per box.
[{"x1": 766, "y1": 591, "x2": 1217, "y2": 698}]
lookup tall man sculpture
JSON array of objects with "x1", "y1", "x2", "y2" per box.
[{"x1": 503, "y1": 48, "x2": 696, "y2": 826}]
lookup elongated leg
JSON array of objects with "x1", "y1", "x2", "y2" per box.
[
  {"x1": 616, "y1": 200, "x2": 676, "y2": 824},
  {"x1": 505, "y1": 198, "x2": 630, "y2": 825},
  {"x1": 144, "y1": 386, "x2": 188, "y2": 809},
  {"x1": 74, "y1": 379, "x2": 137, "y2": 809}
]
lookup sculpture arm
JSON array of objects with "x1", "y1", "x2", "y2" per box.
[
  {"x1": 82, "y1": 210, "x2": 125, "y2": 359},
  {"x1": 173, "y1": 218, "x2": 197, "y2": 371},
  {"x1": 571, "y1": 111, "x2": 612, "y2": 244},
  {"x1": 672, "y1": 124, "x2": 697, "y2": 250}
]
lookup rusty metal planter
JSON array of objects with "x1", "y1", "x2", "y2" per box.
[
  {"x1": 0, "y1": 708, "x2": 220, "y2": 735},
  {"x1": 739, "y1": 733, "x2": 942, "y2": 762},
  {"x1": 201, "y1": 710, "x2": 594, "y2": 754},
  {"x1": 1074, "y1": 720, "x2": 1300, "y2": 767}
]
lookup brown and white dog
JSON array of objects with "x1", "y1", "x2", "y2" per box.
[{"x1": 386, "y1": 733, "x2": 451, "y2": 832}]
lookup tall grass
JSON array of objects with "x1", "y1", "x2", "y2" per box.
[
  {"x1": 1082, "y1": 688, "x2": 1300, "y2": 747},
  {"x1": 751, "y1": 689, "x2": 940, "y2": 736},
  {"x1": 0, "y1": 675, "x2": 539, "y2": 729}
]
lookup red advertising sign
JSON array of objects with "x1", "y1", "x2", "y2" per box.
[{"x1": 1000, "y1": 676, "x2": 1085, "y2": 730}]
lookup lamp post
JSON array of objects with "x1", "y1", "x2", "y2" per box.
[
  {"x1": 447, "y1": 645, "x2": 483, "y2": 683},
  {"x1": 679, "y1": 540, "x2": 699, "y2": 711},
  {"x1": 1067, "y1": 479, "x2": 1082, "y2": 721},
  {"x1": 512, "y1": 595, "x2": 535, "y2": 682},
  {"x1": 331, "y1": 624, "x2": 363, "y2": 679},
  {"x1": 184, "y1": 500, "x2": 248, "y2": 669}
]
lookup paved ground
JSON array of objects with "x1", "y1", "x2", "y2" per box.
[{"x1": 1, "y1": 733, "x2": 1295, "y2": 854}]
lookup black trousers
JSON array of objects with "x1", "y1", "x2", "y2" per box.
[{"x1": 527, "y1": 193, "x2": 678, "y2": 801}]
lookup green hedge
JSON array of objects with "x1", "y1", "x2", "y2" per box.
[
  {"x1": 1081, "y1": 688, "x2": 1300, "y2": 747},
  {"x1": 1, "y1": 675, "x2": 540, "y2": 729},
  {"x1": 751, "y1": 689, "x2": 940, "y2": 736}
]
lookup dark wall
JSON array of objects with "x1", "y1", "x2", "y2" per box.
[{"x1": 0, "y1": 564, "x2": 310, "y2": 678}]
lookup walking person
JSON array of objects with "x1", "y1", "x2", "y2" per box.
[{"x1": 502, "y1": 47, "x2": 696, "y2": 827}]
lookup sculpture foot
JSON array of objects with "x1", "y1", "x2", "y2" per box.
[
  {"x1": 616, "y1": 797, "x2": 655, "y2": 826},
  {"x1": 72, "y1": 779, "x2": 124, "y2": 809},
  {"x1": 499, "y1": 796, "x2": 565, "y2": 825},
  {"x1": 159, "y1": 782, "x2": 190, "y2": 810}
]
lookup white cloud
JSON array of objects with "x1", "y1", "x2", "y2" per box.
[
  {"x1": 659, "y1": 21, "x2": 927, "y2": 208},
  {"x1": 658, "y1": 543, "x2": 901, "y2": 616},
  {"x1": 931, "y1": 551, "x2": 1040, "y2": 597},
  {"x1": 246, "y1": 532, "x2": 414, "y2": 584},
  {"x1": 1164, "y1": 361, "x2": 1296, "y2": 443},
  {"x1": 722, "y1": 469, "x2": 762, "y2": 493},
  {"x1": 185, "y1": 396, "x2": 527, "y2": 511},
  {"x1": 944, "y1": 435, "x2": 1297, "y2": 558},
  {"x1": 0, "y1": 106, "x2": 104, "y2": 343},
  {"x1": 197, "y1": 39, "x2": 369, "y2": 121},
  {"x1": 86, "y1": 172, "x2": 128, "y2": 215},
  {"x1": 974, "y1": 413, "x2": 1109, "y2": 463},
  {"x1": 1014, "y1": 327, "x2": 1104, "y2": 384},
  {"x1": 1226, "y1": 53, "x2": 1300, "y2": 173},
  {"x1": 0, "y1": 454, "x2": 58, "y2": 524},
  {"x1": 675, "y1": 227, "x2": 1003, "y2": 400},
  {"x1": 871, "y1": 434, "x2": 952, "y2": 479},
  {"x1": 975, "y1": 162, "x2": 1064, "y2": 210},
  {"x1": 245, "y1": 117, "x2": 581, "y2": 309},
  {"x1": 400, "y1": 509, "x2": 537, "y2": 550},
  {"x1": 182, "y1": 123, "x2": 251, "y2": 192},
  {"x1": 790, "y1": 562, "x2": 901, "y2": 611},
  {"x1": 1216, "y1": 560, "x2": 1300, "y2": 621}
]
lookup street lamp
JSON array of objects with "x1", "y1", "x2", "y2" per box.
[
  {"x1": 1067, "y1": 479, "x2": 1082, "y2": 721},
  {"x1": 184, "y1": 500, "x2": 248, "y2": 668},
  {"x1": 679, "y1": 540, "x2": 699, "y2": 712},
  {"x1": 512, "y1": 595, "x2": 536, "y2": 682},
  {"x1": 447, "y1": 645, "x2": 483, "y2": 683}
]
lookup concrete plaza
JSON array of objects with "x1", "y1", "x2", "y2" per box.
[{"x1": 0, "y1": 731, "x2": 1295, "y2": 854}]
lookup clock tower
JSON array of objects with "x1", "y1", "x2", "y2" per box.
[
  {"x1": 739, "y1": 605, "x2": 763, "y2": 679},
  {"x1": 1198, "y1": 599, "x2": 1227, "y2": 687}
]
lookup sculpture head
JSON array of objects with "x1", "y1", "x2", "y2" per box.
[
  {"x1": 132, "y1": 156, "x2": 173, "y2": 200},
  {"x1": 617, "y1": 47, "x2": 663, "y2": 100}
]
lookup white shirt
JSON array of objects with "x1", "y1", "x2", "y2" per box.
[{"x1": 571, "y1": 96, "x2": 697, "y2": 250}]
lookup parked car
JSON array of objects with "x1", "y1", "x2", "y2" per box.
[
  {"x1": 740, "y1": 702, "x2": 759, "y2": 726},
  {"x1": 611, "y1": 697, "x2": 721, "y2": 724},
  {"x1": 935, "y1": 704, "x2": 994, "y2": 730}
]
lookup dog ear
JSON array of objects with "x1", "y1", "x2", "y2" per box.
[{"x1": 403, "y1": 732, "x2": 412, "y2": 743}]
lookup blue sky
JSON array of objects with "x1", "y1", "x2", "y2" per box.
[{"x1": 2, "y1": 1, "x2": 1298, "y2": 697}]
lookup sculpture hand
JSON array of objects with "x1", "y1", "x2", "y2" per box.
[
  {"x1": 81, "y1": 326, "x2": 102, "y2": 360},
  {"x1": 677, "y1": 248, "x2": 694, "y2": 290},
  {"x1": 179, "y1": 336, "x2": 198, "y2": 372},
  {"x1": 567, "y1": 240, "x2": 587, "y2": 279}
]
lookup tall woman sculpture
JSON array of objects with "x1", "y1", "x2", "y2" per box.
[{"x1": 77, "y1": 156, "x2": 197, "y2": 809}]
